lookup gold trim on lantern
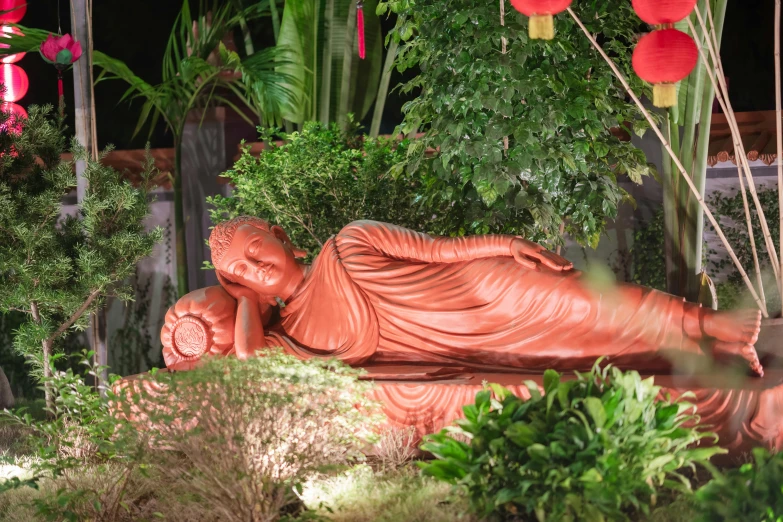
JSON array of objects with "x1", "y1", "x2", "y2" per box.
[
  {"x1": 529, "y1": 14, "x2": 555, "y2": 40},
  {"x1": 653, "y1": 83, "x2": 678, "y2": 108}
]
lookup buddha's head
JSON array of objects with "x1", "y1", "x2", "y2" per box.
[{"x1": 209, "y1": 216, "x2": 306, "y2": 300}]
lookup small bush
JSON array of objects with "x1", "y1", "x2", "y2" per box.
[
  {"x1": 301, "y1": 464, "x2": 477, "y2": 522},
  {"x1": 122, "y1": 352, "x2": 382, "y2": 522},
  {"x1": 371, "y1": 426, "x2": 418, "y2": 472},
  {"x1": 694, "y1": 447, "x2": 783, "y2": 521},
  {"x1": 2, "y1": 352, "x2": 381, "y2": 522},
  {"x1": 420, "y1": 364, "x2": 723, "y2": 521},
  {"x1": 209, "y1": 120, "x2": 447, "y2": 260}
]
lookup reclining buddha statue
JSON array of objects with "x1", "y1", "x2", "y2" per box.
[
  {"x1": 155, "y1": 216, "x2": 783, "y2": 456},
  {"x1": 163, "y1": 216, "x2": 763, "y2": 375}
]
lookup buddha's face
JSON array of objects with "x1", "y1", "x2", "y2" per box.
[{"x1": 216, "y1": 224, "x2": 299, "y2": 298}]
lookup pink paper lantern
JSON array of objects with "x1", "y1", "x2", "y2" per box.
[
  {"x1": 0, "y1": 0, "x2": 25, "y2": 24},
  {"x1": 0, "y1": 25, "x2": 24, "y2": 63},
  {"x1": 0, "y1": 63, "x2": 28, "y2": 102}
]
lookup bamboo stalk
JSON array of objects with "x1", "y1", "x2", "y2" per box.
[
  {"x1": 338, "y1": 0, "x2": 357, "y2": 130},
  {"x1": 687, "y1": 17, "x2": 768, "y2": 315},
  {"x1": 693, "y1": 8, "x2": 781, "y2": 283},
  {"x1": 775, "y1": 0, "x2": 783, "y2": 309},
  {"x1": 680, "y1": 0, "x2": 727, "y2": 301},
  {"x1": 566, "y1": 7, "x2": 767, "y2": 316},
  {"x1": 320, "y1": 0, "x2": 335, "y2": 124},
  {"x1": 500, "y1": 0, "x2": 509, "y2": 153},
  {"x1": 370, "y1": 38, "x2": 398, "y2": 138}
]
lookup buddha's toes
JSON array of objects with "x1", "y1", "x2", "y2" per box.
[
  {"x1": 711, "y1": 340, "x2": 764, "y2": 377},
  {"x1": 703, "y1": 309, "x2": 762, "y2": 345}
]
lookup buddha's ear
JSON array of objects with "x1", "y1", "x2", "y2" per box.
[{"x1": 271, "y1": 225, "x2": 308, "y2": 259}]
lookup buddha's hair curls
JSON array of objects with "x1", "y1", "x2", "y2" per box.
[{"x1": 209, "y1": 216, "x2": 271, "y2": 268}]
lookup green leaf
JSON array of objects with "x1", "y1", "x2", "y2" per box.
[
  {"x1": 583, "y1": 397, "x2": 606, "y2": 429},
  {"x1": 489, "y1": 383, "x2": 511, "y2": 401},
  {"x1": 579, "y1": 468, "x2": 603, "y2": 483},
  {"x1": 543, "y1": 369, "x2": 560, "y2": 394}
]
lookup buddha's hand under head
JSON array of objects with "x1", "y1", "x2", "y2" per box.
[
  {"x1": 511, "y1": 237, "x2": 574, "y2": 272},
  {"x1": 217, "y1": 272, "x2": 258, "y2": 301}
]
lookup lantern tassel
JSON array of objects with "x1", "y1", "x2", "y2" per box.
[
  {"x1": 57, "y1": 70, "x2": 63, "y2": 99},
  {"x1": 653, "y1": 83, "x2": 677, "y2": 108},
  {"x1": 529, "y1": 14, "x2": 555, "y2": 40},
  {"x1": 357, "y1": 1, "x2": 365, "y2": 59}
]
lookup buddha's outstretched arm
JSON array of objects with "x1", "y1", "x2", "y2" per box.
[
  {"x1": 234, "y1": 295, "x2": 268, "y2": 359},
  {"x1": 336, "y1": 220, "x2": 572, "y2": 270}
]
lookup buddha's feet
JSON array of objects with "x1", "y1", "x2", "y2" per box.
[
  {"x1": 703, "y1": 309, "x2": 762, "y2": 345},
  {"x1": 711, "y1": 340, "x2": 764, "y2": 377}
]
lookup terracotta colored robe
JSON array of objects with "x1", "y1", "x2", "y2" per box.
[{"x1": 265, "y1": 221, "x2": 689, "y2": 371}]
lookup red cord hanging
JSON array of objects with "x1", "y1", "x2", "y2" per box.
[{"x1": 356, "y1": 0, "x2": 365, "y2": 59}]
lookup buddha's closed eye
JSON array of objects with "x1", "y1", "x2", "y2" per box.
[{"x1": 233, "y1": 264, "x2": 248, "y2": 278}]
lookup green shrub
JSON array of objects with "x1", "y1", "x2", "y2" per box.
[
  {"x1": 121, "y1": 352, "x2": 382, "y2": 522},
  {"x1": 420, "y1": 364, "x2": 723, "y2": 522},
  {"x1": 209, "y1": 121, "x2": 447, "y2": 259},
  {"x1": 631, "y1": 208, "x2": 666, "y2": 292},
  {"x1": 694, "y1": 448, "x2": 783, "y2": 522}
]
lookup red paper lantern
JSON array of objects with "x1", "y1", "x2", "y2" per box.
[
  {"x1": 0, "y1": 0, "x2": 25, "y2": 24},
  {"x1": 510, "y1": 0, "x2": 572, "y2": 40},
  {"x1": 0, "y1": 25, "x2": 24, "y2": 63},
  {"x1": 633, "y1": 29, "x2": 697, "y2": 108},
  {"x1": 631, "y1": 0, "x2": 697, "y2": 25},
  {"x1": 0, "y1": 63, "x2": 27, "y2": 102}
]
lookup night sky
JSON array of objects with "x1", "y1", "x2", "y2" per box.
[{"x1": 17, "y1": 0, "x2": 783, "y2": 150}]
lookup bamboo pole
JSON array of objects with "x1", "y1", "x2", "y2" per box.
[
  {"x1": 565, "y1": 7, "x2": 767, "y2": 316},
  {"x1": 320, "y1": 0, "x2": 335, "y2": 124},
  {"x1": 500, "y1": 0, "x2": 509, "y2": 153},
  {"x1": 338, "y1": 0, "x2": 357, "y2": 130},
  {"x1": 686, "y1": 17, "x2": 768, "y2": 315},
  {"x1": 775, "y1": 0, "x2": 783, "y2": 308},
  {"x1": 694, "y1": 7, "x2": 781, "y2": 283}
]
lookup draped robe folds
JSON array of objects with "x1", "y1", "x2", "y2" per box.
[{"x1": 264, "y1": 221, "x2": 689, "y2": 371}]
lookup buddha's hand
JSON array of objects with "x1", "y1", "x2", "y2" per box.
[
  {"x1": 511, "y1": 238, "x2": 574, "y2": 271},
  {"x1": 217, "y1": 272, "x2": 258, "y2": 301}
]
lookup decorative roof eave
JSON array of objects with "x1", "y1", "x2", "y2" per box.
[{"x1": 708, "y1": 111, "x2": 782, "y2": 167}]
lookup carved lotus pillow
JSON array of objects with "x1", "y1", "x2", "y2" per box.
[{"x1": 161, "y1": 285, "x2": 237, "y2": 371}]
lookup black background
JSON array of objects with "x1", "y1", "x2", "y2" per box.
[{"x1": 18, "y1": 0, "x2": 783, "y2": 150}]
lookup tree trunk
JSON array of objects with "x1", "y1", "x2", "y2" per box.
[
  {"x1": 0, "y1": 365, "x2": 14, "y2": 410},
  {"x1": 42, "y1": 339, "x2": 53, "y2": 412},
  {"x1": 174, "y1": 137, "x2": 188, "y2": 297},
  {"x1": 30, "y1": 302, "x2": 53, "y2": 412},
  {"x1": 71, "y1": 0, "x2": 109, "y2": 389}
]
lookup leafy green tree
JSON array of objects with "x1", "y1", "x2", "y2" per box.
[
  {"x1": 0, "y1": 106, "x2": 160, "y2": 409},
  {"x1": 385, "y1": 0, "x2": 653, "y2": 247}
]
